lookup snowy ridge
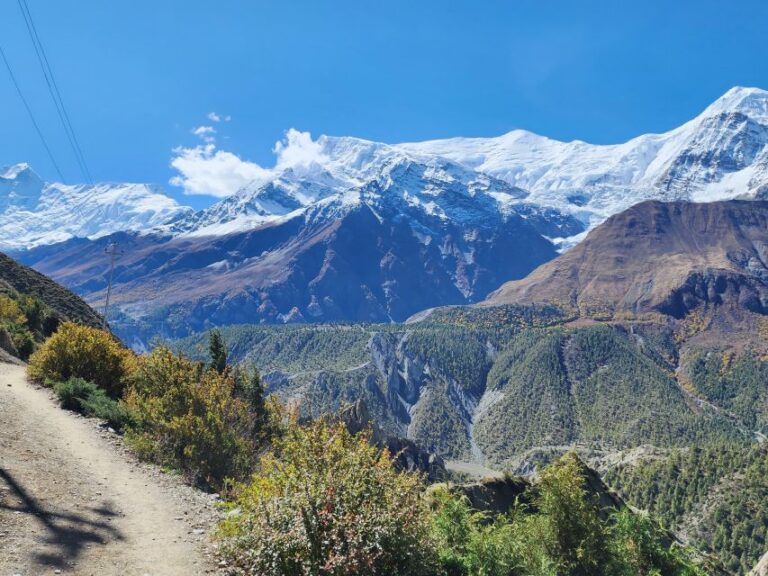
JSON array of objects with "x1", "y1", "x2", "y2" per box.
[
  {"x1": 0, "y1": 164, "x2": 191, "y2": 250},
  {"x1": 4, "y1": 86, "x2": 768, "y2": 251},
  {"x1": 401, "y1": 86, "x2": 768, "y2": 229},
  {"x1": 167, "y1": 141, "x2": 540, "y2": 238},
  {"x1": 173, "y1": 86, "x2": 768, "y2": 243}
]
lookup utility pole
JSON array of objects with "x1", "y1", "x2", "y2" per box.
[{"x1": 102, "y1": 241, "x2": 123, "y2": 330}]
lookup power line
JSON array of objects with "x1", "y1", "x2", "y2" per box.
[
  {"x1": 17, "y1": 0, "x2": 93, "y2": 184},
  {"x1": 0, "y1": 42, "x2": 65, "y2": 182},
  {"x1": 17, "y1": 0, "x2": 91, "y2": 184}
]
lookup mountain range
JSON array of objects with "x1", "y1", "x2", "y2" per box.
[
  {"x1": 4, "y1": 86, "x2": 768, "y2": 344},
  {"x1": 0, "y1": 163, "x2": 190, "y2": 250}
]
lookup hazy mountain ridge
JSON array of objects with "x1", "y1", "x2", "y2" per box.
[{"x1": 20, "y1": 184, "x2": 559, "y2": 346}]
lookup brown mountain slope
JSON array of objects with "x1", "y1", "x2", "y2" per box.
[
  {"x1": 0, "y1": 251, "x2": 102, "y2": 328},
  {"x1": 485, "y1": 200, "x2": 768, "y2": 321}
]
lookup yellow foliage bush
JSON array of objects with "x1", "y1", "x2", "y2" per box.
[
  {"x1": 0, "y1": 294, "x2": 25, "y2": 325},
  {"x1": 124, "y1": 346, "x2": 257, "y2": 488},
  {"x1": 27, "y1": 322, "x2": 135, "y2": 397}
]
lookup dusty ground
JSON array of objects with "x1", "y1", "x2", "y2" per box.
[{"x1": 0, "y1": 362, "x2": 220, "y2": 575}]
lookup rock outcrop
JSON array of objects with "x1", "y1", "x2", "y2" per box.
[{"x1": 337, "y1": 399, "x2": 446, "y2": 481}]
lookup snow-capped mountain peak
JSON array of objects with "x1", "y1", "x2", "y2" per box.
[
  {"x1": 0, "y1": 163, "x2": 45, "y2": 211},
  {"x1": 0, "y1": 165, "x2": 192, "y2": 250},
  {"x1": 398, "y1": 86, "x2": 768, "y2": 229},
  {"x1": 701, "y1": 86, "x2": 768, "y2": 123}
]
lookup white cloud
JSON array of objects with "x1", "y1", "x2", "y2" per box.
[
  {"x1": 193, "y1": 125, "x2": 216, "y2": 136},
  {"x1": 207, "y1": 112, "x2": 231, "y2": 123},
  {"x1": 170, "y1": 128, "x2": 327, "y2": 198},
  {"x1": 169, "y1": 144, "x2": 271, "y2": 197},
  {"x1": 192, "y1": 125, "x2": 216, "y2": 143},
  {"x1": 274, "y1": 128, "x2": 327, "y2": 170}
]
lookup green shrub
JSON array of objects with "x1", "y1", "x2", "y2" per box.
[
  {"x1": 80, "y1": 391, "x2": 134, "y2": 430},
  {"x1": 0, "y1": 293, "x2": 41, "y2": 360},
  {"x1": 217, "y1": 418, "x2": 440, "y2": 576},
  {"x1": 124, "y1": 346, "x2": 258, "y2": 488},
  {"x1": 0, "y1": 294, "x2": 25, "y2": 325},
  {"x1": 54, "y1": 377, "x2": 99, "y2": 411},
  {"x1": 430, "y1": 489, "x2": 521, "y2": 576},
  {"x1": 609, "y1": 509, "x2": 702, "y2": 576},
  {"x1": 53, "y1": 377, "x2": 133, "y2": 430},
  {"x1": 10, "y1": 326, "x2": 35, "y2": 360},
  {"x1": 527, "y1": 452, "x2": 610, "y2": 575},
  {"x1": 28, "y1": 322, "x2": 135, "y2": 397},
  {"x1": 429, "y1": 453, "x2": 707, "y2": 576},
  {"x1": 18, "y1": 294, "x2": 47, "y2": 336}
]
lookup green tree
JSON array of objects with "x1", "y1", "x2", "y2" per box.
[
  {"x1": 428, "y1": 453, "x2": 707, "y2": 576},
  {"x1": 233, "y1": 365, "x2": 268, "y2": 426},
  {"x1": 208, "y1": 328, "x2": 227, "y2": 374},
  {"x1": 430, "y1": 489, "x2": 522, "y2": 576},
  {"x1": 529, "y1": 451, "x2": 610, "y2": 575}
]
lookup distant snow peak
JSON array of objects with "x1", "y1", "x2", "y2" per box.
[
  {"x1": 702, "y1": 86, "x2": 768, "y2": 123},
  {"x1": 2, "y1": 162, "x2": 34, "y2": 180},
  {"x1": 400, "y1": 85, "x2": 768, "y2": 224},
  {"x1": 0, "y1": 165, "x2": 191, "y2": 250}
]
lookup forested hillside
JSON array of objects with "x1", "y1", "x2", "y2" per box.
[
  {"x1": 176, "y1": 302, "x2": 768, "y2": 573},
  {"x1": 175, "y1": 304, "x2": 764, "y2": 467},
  {"x1": 605, "y1": 443, "x2": 768, "y2": 574}
]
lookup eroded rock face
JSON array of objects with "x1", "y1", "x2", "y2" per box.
[
  {"x1": 749, "y1": 551, "x2": 768, "y2": 576},
  {"x1": 336, "y1": 399, "x2": 446, "y2": 481},
  {"x1": 658, "y1": 270, "x2": 768, "y2": 318},
  {"x1": 433, "y1": 454, "x2": 625, "y2": 517}
]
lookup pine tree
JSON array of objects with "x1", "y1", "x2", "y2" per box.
[
  {"x1": 232, "y1": 364, "x2": 269, "y2": 437},
  {"x1": 245, "y1": 368, "x2": 266, "y2": 423},
  {"x1": 208, "y1": 329, "x2": 227, "y2": 374}
]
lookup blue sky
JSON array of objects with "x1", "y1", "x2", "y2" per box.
[{"x1": 1, "y1": 0, "x2": 768, "y2": 208}]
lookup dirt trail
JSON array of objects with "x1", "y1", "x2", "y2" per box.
[{"x1": 0, "y1": 362, "x2": 218, "y2": 575}]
